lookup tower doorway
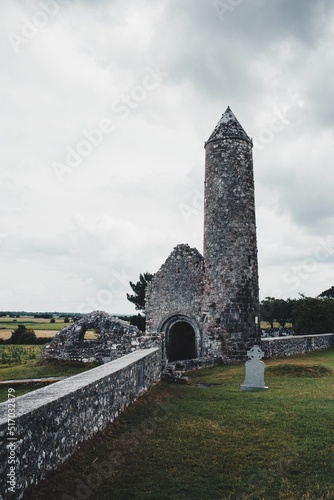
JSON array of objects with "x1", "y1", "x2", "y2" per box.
[{"x1": 166, "y1": 321, "x2": 196, "y2": 362}]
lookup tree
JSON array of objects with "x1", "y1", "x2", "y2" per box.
[
  {"x1": 260, "y1": 297, "x2": 277, "y2": 328},
  {"x1": 318, "y1": 286, "x2": 334, "y2": 299},
  {"x1": 127, "y1": 272, "x2": 155, "y2": 311},
  {"x1": 260, "y1": 297, "x2": 294, "y2": 328},
  {"x1": 275, "y1": 298, "x2": 294, "y2": 328},
  {"x1": 9, "y1": 325, "x2": 37, "y2": 344},
  {"x1": 292, "y1": 295, "x2": 334, "y2": 334},
  {"x1": 130, "y1": 314, "x2": 146, "y2": 332},
  {"x1": 50, "y1": 318, "x2": 55, "y2": 323}
]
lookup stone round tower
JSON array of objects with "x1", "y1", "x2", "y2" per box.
[{"x1": 202, "y1": 107, "x2": 259, "y2": 359}]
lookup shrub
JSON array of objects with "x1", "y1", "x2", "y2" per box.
[
  {"x1": 130, "y1": 314, "x2": 146, "y2": 332},
  {"x1": 9, "y1": 325, "x2": 37, "y2": 344}
]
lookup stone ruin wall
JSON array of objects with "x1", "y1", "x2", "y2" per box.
[
  {"x1": 145, "y1": 244, "x2": 204, "y2": 335},
  {"x1": 42, "y1": 310, "x2": 162, "y2": 365}
]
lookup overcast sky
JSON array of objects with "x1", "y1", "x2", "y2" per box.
[{"x1": 1, "y1": 0, "x2": 334, "y2": 314}]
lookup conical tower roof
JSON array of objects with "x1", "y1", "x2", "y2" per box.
[{"x1": 205, "y1": 106, "x2": 251, "y2": 146}]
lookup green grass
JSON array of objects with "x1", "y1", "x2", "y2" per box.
[
  {"x1": 0, "y1": 345, "x2": 44, "y2": 383},
  {"x1": 0, "y1": 320, "x2": 68, "y2": 331},
  {"x1": 267, "y1": 363, "x2": 332, "y2": 377},
  {"x1": 24, "y1": 349, "x2": 334, "y2": 500},
  {"x1": 0, "y1": 358, "x2": 97, "y2": 384},
  {"x1": 0, "y1": 344, "x2": 41, "y2": 365},
  {"x1": 0, "y1": 345, "x2": 98, "y2": 402}
]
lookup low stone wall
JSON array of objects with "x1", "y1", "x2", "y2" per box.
[
  {"x1": 0, "y1": 348, "x2": 161, "y2": 500},
  {"x1": 260, "y1": 333, "x2": 334, "y2": 358}
]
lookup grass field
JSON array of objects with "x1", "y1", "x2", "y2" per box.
[
  {"x1": 25, "y1": 349, "x2": 334, "y2": 500},
  {"x1": 0, "y1": 344, "x2": 98, "y2": 402},
  {"x1": 0, "y1": 329, "x2": 58, "y2": 340},
  {"x1": 0, "y1": 318, "x2": 69, "y2": 341},
  {"x1": 0, "y1": 317, "x2": 69, "y2": 327},
  {"x1": 0, "y1": 317, "x2": 102, "y2": 342}
]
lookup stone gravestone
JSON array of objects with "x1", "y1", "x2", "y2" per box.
[{"x1": 240, "y1": 345, "x2": 268, "y2": 391}]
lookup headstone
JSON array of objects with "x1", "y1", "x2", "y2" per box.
[{"x1": 240, "y1": 345, "x2": 268, "y2": 391}]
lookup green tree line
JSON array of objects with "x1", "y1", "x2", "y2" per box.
[{"x1": 260, "y1": 285, "x2": 334, "y2": 334}]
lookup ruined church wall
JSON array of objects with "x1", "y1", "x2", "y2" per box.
[
  {"x1": 145, "y1": 244, "x2": 204, "y2": 334},
  {"x1": 0, "y1": 348, "x2": 161, "y2": 500}
]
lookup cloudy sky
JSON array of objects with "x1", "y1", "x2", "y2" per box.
[{"x1": 1, "y1": 0, "x2": 334, "y2": 314}]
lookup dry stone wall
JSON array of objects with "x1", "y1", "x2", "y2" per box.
[{"x1": 260, "y1": 334, "x2": 334, "y2": 358}]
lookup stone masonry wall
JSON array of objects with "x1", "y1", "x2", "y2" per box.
[
  {"x1": 144, "y1": 108, "x2": 259, "y2": 362},
  {"x1": 42, "y1": 310, "x2": 144, "y2": 364},
  {"x1": 203, "y1": 135, "x2": 259, "y2": 358},
  {"x1": 145, "y1": 244, "x2": 204, "y2": 334},
  {"x1": 0, "y1": 348, "x2": 161, "y2": 500},
  {"x1": 260, "y1": 334, "x2": 334, "y2": 358}
]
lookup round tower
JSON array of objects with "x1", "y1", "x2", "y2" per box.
[{"x1": 202, "y1": 107, "x2": 259, "y2": 359}]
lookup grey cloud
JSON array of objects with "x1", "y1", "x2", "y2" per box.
[
  {"x1": 278, "y1": 178, "x2": 334, "y2": 232},
  {"x1": 1, "y1": 0, "x2": 334, "y2": 310}
]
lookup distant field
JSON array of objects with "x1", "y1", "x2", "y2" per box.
[
  {"x1": 0, "y1": 319, "x2": 68, "y2": 330},
  {"x1": 0, "y1": 317, "x2": 99, "y2": 342},
  {"x1": 0, "y1": 317, "x2": 70, "y2": 341},
  {"x1": 0, "y1": 329, "x2": 56, "y2": 340},
  {"x1": 0, "y1": 317, "x2": 66, "y2": 323}
]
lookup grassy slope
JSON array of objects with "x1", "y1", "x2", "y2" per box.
[
  {"x1": 0, "y1": 360, "x2": 98, "y2": 403},
  {"x1": 25, "y1": 349, "x2": 334, "y2": 500},
  {"x1": 0, "y1": 359, "x2": 97, "y2": 383}
]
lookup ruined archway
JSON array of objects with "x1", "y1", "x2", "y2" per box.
[
  {"x1": 160, "y1": 315, "x2": 200, "y2": 362},
  {"x1": 42, "y1": 311, "x2": 143, "y2": 364},
  {"x1": 167, "y1": 321, "x2": 196, "y2": 361}
]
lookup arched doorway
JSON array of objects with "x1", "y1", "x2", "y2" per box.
[{"x1": 166, "y1": 321, "x2": 196, "y2": 362}]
